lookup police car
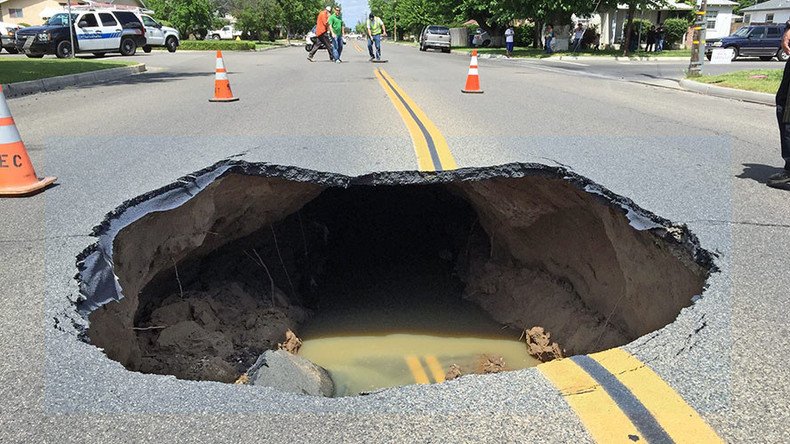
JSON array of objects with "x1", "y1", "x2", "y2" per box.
[
  {"x1": 14, "y1": 9, "x2": 146, "y2": 58},
  {"x1": 140, "y1": 14, "x2": 179, "y2": 53}
]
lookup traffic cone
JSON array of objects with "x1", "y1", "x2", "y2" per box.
[
  {"x1": 0, "y1": 86, "x2": 56, "y2": 196},
  {"x1": 209, "y1": 50, "x2": 239, "y2": 102},
  {"x1": 462, "y1": 49, "x2": 483, "y2": 94}
]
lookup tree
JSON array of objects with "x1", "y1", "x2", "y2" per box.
[
  {"x1": 278, "y1": 0, "x2": 323, "y2": 42},
  {"x1": 146, "y1": 0, "x2": 216, "y2": 39},
  {"x1": 146, "y1": 0, "x2": 218, "y2": 40},
  {"x1": 233, "y1": 0, "x2": 283, "y2": 40}
]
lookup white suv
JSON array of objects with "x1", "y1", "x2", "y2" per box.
[{"x1": 140, "y1": 14, "x2": 179, "y2": 53}]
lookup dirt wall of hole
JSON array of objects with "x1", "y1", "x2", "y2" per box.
[
  {"x1": 454, "y1": 178, "x2": 708, "y2": 354},
  {"x1": 88, "y1": 174, "x2": 323, "y2": 370}
]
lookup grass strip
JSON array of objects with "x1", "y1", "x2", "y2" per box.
[
  {"x1": 0, "y1": 58, "x2": 135, "y2": 84},
  {"x1": 692, "y1": 69, "x2": 782, "y2": 94}
]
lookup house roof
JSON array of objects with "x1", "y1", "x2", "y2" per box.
[
  {"x1": 742, "y1": 0, "x2": 790, "y2": 12},
  {"x1": 616, "y1": 0, "x2": 736, "y2": 10}
]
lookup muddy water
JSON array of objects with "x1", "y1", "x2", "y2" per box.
[{"x1": 300, "y1": 297, "x2": 539, "y2": 397}]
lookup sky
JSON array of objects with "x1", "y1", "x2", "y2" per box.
[{"x1": 341, "y1": 0, "x2": 369, "y2": 27}]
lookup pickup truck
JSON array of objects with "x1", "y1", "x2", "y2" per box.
[{"x1": 207, "y1": 25, "x2": 242, "y2": 40}]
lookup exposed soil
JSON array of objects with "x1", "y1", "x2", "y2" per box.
[{"x1": 79, "y1": 163, "x2": 714, "y2": 386}]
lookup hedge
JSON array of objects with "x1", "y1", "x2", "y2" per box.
[
  {"x1": 178, "y1": 40, "x2": 257, "y2": 51},
  {"x1": 663, "y1": 18, "x2": 690, "y2": 46}
]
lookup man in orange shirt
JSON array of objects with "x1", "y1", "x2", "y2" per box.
[{"x1": 308, "y1": 6, "x2": 339, "y2": 62}]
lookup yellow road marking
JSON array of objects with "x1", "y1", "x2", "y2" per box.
[
  {"x1": 591, "y1": 348, "x2": 723, "y2": 443},
  {"x1": 424, "y1": 355, "x2": 445, "y2": 383},
  {"x1": 405, "y1": 355, "x2": 430, "y2": 384},
  {"x1": 374, "y1": 68, "x2": 457, "y2": 172},
  {"x1": 539, "y1": 357, "x2": 643, "y2": 443}
]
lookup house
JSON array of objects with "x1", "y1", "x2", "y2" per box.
[
  {"x1": 589, "y1": 0, "x2": 736, "y2": 47},
  {"x1": 741, "y1": 0, "x2": 790, "y2": 25},
  {"x1": 0, "y1": 0, "x2": 145, "y2": 26}
]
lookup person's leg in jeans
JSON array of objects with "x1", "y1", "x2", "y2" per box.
[
  {"x1": 335, "y1": 36, "x2": 343, "y2": 60},
  {"x1": 373, "y1": 34, "x2": 381, "y2": 59},
  {"x1": 778, "y1": 105, "x2": 790, "y2": 169},
  {"x1": 318, "y1": 33, "x2": 337, "y2": 60},
  {"x1": 367, "y1": 36, "x2": 375, "y2": 59}
]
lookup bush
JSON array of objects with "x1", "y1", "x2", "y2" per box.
[
  {"x1": 663, "y1": 18, "x2": 690, "y2": 46},
  {"x1": 514, "y1": 24, "x2": 534, "y2": 47},
  {"x1": 178, "y1": 40, "x2": 256, "y2": 51}
]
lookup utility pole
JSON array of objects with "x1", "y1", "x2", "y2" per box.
[
  {"x1": 67, "y1": 0, "x2": 75, "y2": 58},
  {"x1": 688, "y1": 0, "x2": 708, "y2": 77},
  {"x1": 393, "y1": 1, "x2": 397, "y2": 41}
]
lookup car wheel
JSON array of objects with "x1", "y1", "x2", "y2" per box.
[
  {"x1": 482, "y1": 39, "x2": 491, "y2": 47},
  {"x1": 25, "y1": 53, "x2": 44, "y2": 58},
  {"x1": 442, "y1": 47, "x2": 451, "y2": 53},
  {"x1": 729, "y1": 46, "x2": 739, "y2": 61},
  {"x1": 55, "y1": 40, "x2": 72, "y2": 58},
  {"x1": 419, "y1": 42, "x2": 426, "y2": 51},
  {"x1": 120, "y1": 37, "x2": 137, "y2": 56},
  {"x1": 143, "y1": 45, "x2": 152, "y2": 53},
  {"x1": 166, "y1": 36, "x2": 178, "y2": 53},
  {"x1": 212, "y1": 34, "x2": 220, "y2": 40},
  {"x1": 92, "y1": 52, "x2": 106, "y2": 58},
  {"x1": 6, "y1": 47, "x2": 18, "y2": 54},
  {"x1": 776, "y1": 49, "x2": 789, "y2": 62}
]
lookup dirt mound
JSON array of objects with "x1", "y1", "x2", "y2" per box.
[
  {"x1": 136, "y1": 281, "x2": 307, "y2": 382},
  {"x1": 523, "y1": 326, "x2": 564, "y2": 362}
]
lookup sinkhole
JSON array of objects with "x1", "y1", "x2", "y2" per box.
[{"x1": 77, "y1": 162, "x2": 715, "y2": 397}]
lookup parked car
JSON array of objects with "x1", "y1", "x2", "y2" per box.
[
  {"x1": 706, "y1": 24, "x2": 789, "y2": 61},
  {"x1": 1, "y1": 21, "x2": 20, "y2": 53},
  {"x1": 14, "y1": 10, "x2": 146, "y2": 58},
  {"x1": 419, "y1": 25, "x2": 451, "y2": 52},
  {"x1": 140, "y1": 14, "x2": 179, "y2": 52},
  {"x1": 472, "y1": 28, "x2": 491, "y2": 47},
  {"x1": 207, "y1": 25, "x2": 242, "y2": 40}
]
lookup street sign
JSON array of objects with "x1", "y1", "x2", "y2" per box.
[{"x1": 710, "y1": 48, "x2": 733, "y2": 64}]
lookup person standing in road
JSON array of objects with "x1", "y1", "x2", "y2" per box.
[
  {"x1": 367, "y1": 12, "x2": 386, "y2": 61},
  {"x1": 544, "y1": 24, "x2": 554, "y2": 54},
  {"x1": 504, "y1": 25, "x2": 515, "y2": 58},
  {"x1": 645, "y1": 25, "x2": 657, "y2": 52},
  {"x1": 307, "y1": 6, "x2": 338, "y2": 62},
  {"x1": 769, "y1": 20, "x2": 790, "y2": 190},
  {"x1": 572, "y1": 23, "x2": 584, "y2": 53},
  {"x1": 655, "y1": 23, "x2": 665, "y2": 52},
  {"x1": 329, "y1": 6, "x2": 344, "y2": 62}
]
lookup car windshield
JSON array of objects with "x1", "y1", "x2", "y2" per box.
[
  {"x1": 731, "y1": 27, "x2": 750, "y2": 37},
  {"x1": 47, "y1": 13, "x2": 78, "y2": 26}
]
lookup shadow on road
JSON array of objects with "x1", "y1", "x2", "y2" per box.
[
  {"x1": 737, "y1": 163, "x2": 786, "y2": 184},
  {"x1": 86, "y1": 70, "x2": 214, "y2": 89}
]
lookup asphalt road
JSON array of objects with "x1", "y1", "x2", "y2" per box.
[{"x1": 1, "y1": 44, "x2": 789, "y2": 442}]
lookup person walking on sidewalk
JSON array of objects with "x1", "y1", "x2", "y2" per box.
[
  {"x1": 504, "y1": 25, "x2": 515, "y2": 57},
  {"x1": 655, "y1": 23, "x2": 665, "y2": 52},
  {"x1": 308, "y1": 6, "x2": 338, "y2": 62},
  {"x1": 329, "y1": 6, "x2": 344, "y2": 62},
  {"x1": 544, "y1": 25, "x2": 554, "y2": 54},
  {"x1": 572, "y1": 23, "x2": 584, "y2": 53},
  {"x1": 367, "y1": 12, "x2": 386, "y2": 61},
  {"x1": 770, "y1": 20, "x2": 790, "y2": 190}
]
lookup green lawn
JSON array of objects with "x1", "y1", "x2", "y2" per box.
[
  {"x1": 0, "y1": 59, "x2": 136, "y2": 84},
  {"x1": 457, "y1": 46, "x2": 691, "y2": 59},
  {"x1": 692, "y1": 69, "x2": 782, "y2": 94}
]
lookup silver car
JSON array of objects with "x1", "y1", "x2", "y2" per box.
[
  {"x1": 419, "y1": 25, "x2": 450, "y2": 53},
  {"x1": 0, "y1": 21, "x2": 20, "y2": 54}
]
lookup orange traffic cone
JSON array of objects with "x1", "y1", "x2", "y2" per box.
[
  {"x1": 0, "y1": 86, "x2": 56, "y2": 196},
  {"x1": 462, "y1": 49, "x2": 483, "y2": 94},
  {"x1": 209, "y1": 50, "x2": 239, "y2": 102}
]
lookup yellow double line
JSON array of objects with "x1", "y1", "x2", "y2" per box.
[
  {"x1": 540, "y1": 348, "x2": 722, "y2": 443},
  {"x1": 404, "y1": 355, "x2": 446, "y2": 384},
  {"x1": 352, "y1": 41, "x2": 364, "y2": 53},
  {"x1": 374, "y1": 68, "x2": 457, "y2": 172}
]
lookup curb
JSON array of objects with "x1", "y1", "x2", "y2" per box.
[
  {"x1": 679, "y1": 78, "x2": 774, "y2": 105},
  {"x1": 2, "y1": 63, "x2": 147, "y2": 99},
  {"x1": 558, "y1": 55, "x2": 688, "y2": 62}
]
